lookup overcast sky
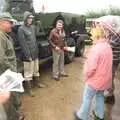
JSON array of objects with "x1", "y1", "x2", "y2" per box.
[{"x1": 33, "y1": 0, "x2": 120, "y2": 14}]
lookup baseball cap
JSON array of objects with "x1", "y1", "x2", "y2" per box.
[
  {"x1": 28, "y1": 14, "x2": 34, "y2": 18},
  {"x1": 0, "y1": 12, "x2": 15, "y2": 22}
]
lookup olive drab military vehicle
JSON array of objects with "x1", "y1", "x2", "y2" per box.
[
  {"x1": 4, "y1": 0, "x2": 90, "y2": 64},
  {"x1": 36, "y1": 12, "x2": 90, "y2": 57},
  {"x1": 4, "y1": 0, "x2": 78, "y2": 64},
  {"x1": 4, "y1": 0, "x2": 53, "y2": 64}
]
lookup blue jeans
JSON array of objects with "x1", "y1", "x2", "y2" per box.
[{"x1": 76, "y1": 85, "x2": 104, "y2": 120}]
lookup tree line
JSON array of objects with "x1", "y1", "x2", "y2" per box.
[{"x1": 86, "y1": 6, "x2": 120, "y2": 18}]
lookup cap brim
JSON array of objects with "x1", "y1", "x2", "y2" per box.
[
  {"x1": 0, "y1": 18, "x2": 15, "y2": 22},
  {"x1": 8, "y1": 18, "x2": 16, "y2": 22},
  {"x1": 28, "y1": 15, "x2": 34, "y2": 18}
]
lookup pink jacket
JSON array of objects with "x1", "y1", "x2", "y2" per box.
[{"x1": 84, "y1": 40, "x2": 113, "y2": 90}]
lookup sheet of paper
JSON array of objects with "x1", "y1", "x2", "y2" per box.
[{"x1": 0, "y1": 69, "x2": 24, "y2": 92}]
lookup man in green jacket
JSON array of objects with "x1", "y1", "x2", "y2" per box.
[
  {"x1": 0, "y1": 13, "x2": 16, "y2": 74},
  {"x1": 0, "y1": 12, "x2": 24, "y2": 120}
]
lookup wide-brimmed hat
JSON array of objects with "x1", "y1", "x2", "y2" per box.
[
  {"x1": 94, "y1": 15, "x2": 120, "y2": 35},
  {"x1": 0, "y1": 12, "x2": 15, "y2": 22}
]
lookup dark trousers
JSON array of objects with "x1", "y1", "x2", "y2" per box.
[{"x1": 109, "y1": 61, "x2": 119, "y2": 93}]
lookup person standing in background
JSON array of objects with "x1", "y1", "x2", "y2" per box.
[
  {"x1": 0, "y1": 12, "x2": 24, "y2": 120},
  {"x1": 18, "y1": 11, "x2": 45, "y2": 97},
  {"x1": 74, "y1": 27, "x2": 113, "y2": 120},
  {"x1": 49, "y1": 20, "x2": 68, "y2": 81}
]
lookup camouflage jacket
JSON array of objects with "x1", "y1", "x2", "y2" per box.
[{"x1": 0, "y1": 29, "x2": 17, "y2": 75}]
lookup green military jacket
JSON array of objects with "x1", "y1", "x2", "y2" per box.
[{"x1": 0, "y1": 29, "x2": 17, "y2": 75}]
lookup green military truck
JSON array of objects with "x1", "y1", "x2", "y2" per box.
[
  {"x1": 4, "y1": 0, "x2": 90, "y2": 64},
  {"x1": 4, "y1": 0, "x2": 77, "y2": 64},
  {"x1": 35, "y1": 12, "x2": 90, "y2": 57}
]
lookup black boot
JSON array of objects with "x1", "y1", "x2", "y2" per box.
[
  {"x1": 25, "y1": 81, "x2": 35, "y2": 97},
  {"x1": 93, "y1": 111, "x2": 104, "y2": 120},
  {"x1": 33, "y1": 76, "x2": 45, "y2": 88},
  {"x1": 104, "y1": 94, "x2": 115, "y2": 105}
]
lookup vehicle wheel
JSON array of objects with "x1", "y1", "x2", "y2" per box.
[
  {"x1": 64, "y1": 37, "x2": 75, "y2": 64},
  {"x1": 64, "y1": 51, "x2": 75, "y2": 64},
  {"x1": 75, "y1": 41, "x2": 85, "y2": 57}
]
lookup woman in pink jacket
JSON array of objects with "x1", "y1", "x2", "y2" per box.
[{"x1": 75, "y1": 27, "x2": 113, "y2": 120}]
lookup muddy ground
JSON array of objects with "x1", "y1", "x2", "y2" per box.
[{"x1": 21, "y1": 47, "x2": 120, "y2": 120}]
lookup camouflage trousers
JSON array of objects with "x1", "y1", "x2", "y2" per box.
[{"x1": 4, "y1": 92, "x2": 21, "y2": 120}]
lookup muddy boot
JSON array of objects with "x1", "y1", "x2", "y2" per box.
[
  {"x1": 104, "y1": 91, "x2": 115, "y2": 105},
  {"x1": 18, "y1": 111, "x2": 25, "y2": 120},
  {"x1": 104, "y1": 95, "x2": 115, "y2": 105},
  {"x1": 93, "y1": 111, "x2": 104, "y2": 120},
  {"x1": 33, "y1": 76, "x2": 46, "y2": 88},
  {"x1": 25, "y1": 81, "x2": 35, "y2": 97},
  {"x1": 60, "y1": 73, "x2": 68, "y2": 77}
]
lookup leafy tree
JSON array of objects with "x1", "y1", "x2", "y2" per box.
[
  {"x1": 108, "y1": 5, "x2": 120, "y2": 15},
  {"x1": 86, "y1": 6, "x2": 120, "y2": 18}
]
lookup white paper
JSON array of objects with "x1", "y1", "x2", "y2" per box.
[
  {"x1": 0, "y1": 69, "x2": 24, "y2": 92},
  {"x1": 64, "y1": 47, "x2": 75, "y2": 52},
  {"x1": 67, "y1": 47, "x2": 75, "y2": 52}
]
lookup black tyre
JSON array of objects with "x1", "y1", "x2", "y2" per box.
[
  {"x1": 64, "y1": 51, "x2": 75, "y2": 64},
  {"x1": 75, "y1": 41, "x2": 85, "y2": 57},
  {"x1": 64, "y1": 37, "x2": 75, "y2": 64}
]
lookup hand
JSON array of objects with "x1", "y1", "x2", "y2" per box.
[
  {"x1": 0, "y1": 92, "x2": 10, "y2": 104},
  {"x1": 55, "y1": 46, "x2": 60, "y2": 51},
  {"x1": 55, "y1": 46, "x2": 61, "y2": 53},
  {"x1": 63, "y1": 47, "x2": 68, "y2": 51}
]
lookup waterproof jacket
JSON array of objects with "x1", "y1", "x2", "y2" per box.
[
  {"x1": 18, "y1": 12, "x2": 38, "y2": 61},
  {"x1": 0, "y1": 29, "x2": 17, "y2": 75}
]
